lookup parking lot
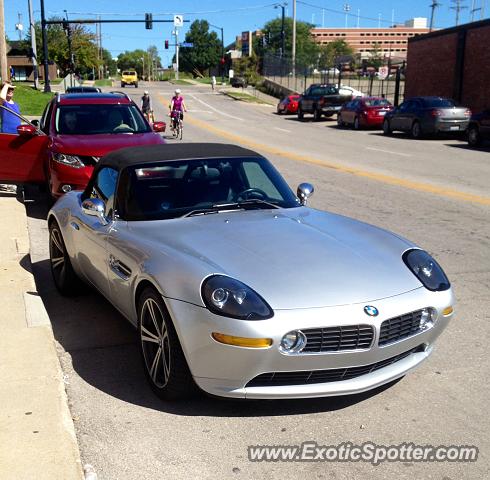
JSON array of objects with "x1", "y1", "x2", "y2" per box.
[{"x1": 22, "y1": 83, "x2": 490, "y2": 479}]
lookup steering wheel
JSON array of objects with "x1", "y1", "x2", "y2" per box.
[{"x1": 235, "y1": 188, "x2": 268, "y2": 201}]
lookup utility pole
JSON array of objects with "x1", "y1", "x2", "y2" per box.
[
  {"x1": 470, "y1": 0, "x2": 482, "y2": 20},
  {"x1": 450, "y1": 0, "x2": 468, "y2": 25},
  {"x1": 292, "y1": 0, "x2": 296, "y2": 77},
  {"x1": 173, "y1": 29, "x2": 179, "y2": 81},
  {"x1": 429, "y1": 0, "x2": 442, "y2": 31},
  {"x1": 343, "y1": 4, "x2": 351, "y2": 29},
  {"x1": 274, "y1": 4, "x2": 286, "y2": 58},
  {"x1": 28, "y1": 0, "x2": 39, "y2": 89},
  {"x1": 16, "y1": 13, "x2": 23, "y2": 40},
  {"x1": 40, "y1": 0, "x2": 51, "y2": 92},
  {"x1": 0, "y1": 0, "x2": 7, "y2": 83}
]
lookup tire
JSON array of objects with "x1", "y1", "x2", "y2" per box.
[
  {"x1": 49, "y1": 220, "x2": 83, "y2": 296},
  {"x1": 297, "y1": 108, "x2": 304, "y2": 120},
  {"x1": 135, "y1": 83, "x2": 138, "y2": 88},
  {"x1": 411, "y1": 121, "x2": 422, "y2": 139},
  {"x1": 138, "y1": 287, "x2": 196, "y2": 400},
  {"x1": 337, "y1": 115, "x2": 344, "y2": 128},
  {"x1": 121, "y1": 83, "x2": 125, "y2": 88},
  {"x1": 468, "y1": 125, "x2": 482, "y2": 147},
  {"x1": 354, "y1": 116, "x2": 361, "y2": 130},
  {"x1": 313, "y1": 108, "x2": 322, "y2": 122},
  {"x1": 383, "y1": 119, "x2": 392, "y2": 135}
]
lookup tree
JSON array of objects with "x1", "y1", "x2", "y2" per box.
[
  {"x1": 255, "y1": 18, "x2": 319, "y2": 68},
  {"x1": 179, "y1": 20, "x2": 221, "y2": 75},
  {"x1": 101, "y1": 49, "x2": 117, "y2": 76},
  {"x1": 29, "y1": 19, "x2": 99, "y2": 77},
  {"x1": 117, "y1": 49, "x2": 146, "y2": 77},
  {"x1": 367, "y1": 42, "x2": 384, "y2": 69},
  {"x1": 318, "y1": 40, "x2": 354, "y2": 69}
]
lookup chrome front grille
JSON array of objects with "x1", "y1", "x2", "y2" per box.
[
  {"x1": 246, "y1": 345, "x2": 424, "y2": 387},
  {"x1": 379, "y1": 309, "x2": 425, "y2": 346},
  {"x1": 301, "y1": 325, "x2": 374, "y2": 353}
]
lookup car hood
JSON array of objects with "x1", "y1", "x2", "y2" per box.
[
  {"x1": 131, "y1": 208, "x2": 422, "y2": 309},
  {"x1": 52, "y1": 133, "x2": 164, "y2": 156}
]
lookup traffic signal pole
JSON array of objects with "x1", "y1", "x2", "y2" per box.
[{"x1": 40, "y1": 15, "x2": 189, "y2": 89}]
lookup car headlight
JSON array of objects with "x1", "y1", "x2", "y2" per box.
[
  {"x1": 202, "y1": 275, "x2": 273, "y2": 320},
  {"x1": 403, "y1": 249, "x2": 450, "y2": 291},
  {"x1": 52, "y1": 153, "x2": 85, "y2": 169}
]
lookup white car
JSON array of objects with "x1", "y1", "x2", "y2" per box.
[{"x1": 339, "y1": 85, "x2": 365, "y2": 97}]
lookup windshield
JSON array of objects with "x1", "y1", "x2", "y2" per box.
[
  {"x1": 120, "y1": 157, "x2": 299, "y2": 221},
  {"x1": 364, "y1": 98, "x2": 391, "y2": 107},
  {"x1": 56, "y1": 104, "x2": 149, "y2": 135},
  {"x1": 422, "y1": 98, "x2": 457, "y2": 108}
]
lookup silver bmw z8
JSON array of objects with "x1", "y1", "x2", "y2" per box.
[{"x1": 47, "y1": 144, "x2": 455, "y2": 400}]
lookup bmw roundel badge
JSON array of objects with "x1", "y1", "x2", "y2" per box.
[{"x1": 364, "y1": 305, "x2": 379, "y2": 317}]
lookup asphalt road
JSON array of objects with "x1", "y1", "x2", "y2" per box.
[{"x1": 25, "y1": 81, "x2": 489, "y2": 480}]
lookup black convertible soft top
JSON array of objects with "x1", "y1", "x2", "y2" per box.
[{"x1": 98, "y1": 143, "x2": 262, "y2": 171}]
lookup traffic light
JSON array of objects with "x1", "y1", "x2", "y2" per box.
[
  {"x1": 165, "y1": 40, "x2": 169, "y2": 49},
  {"x1": 145, "y1": 13, "x2": 153, "y2": 30}
]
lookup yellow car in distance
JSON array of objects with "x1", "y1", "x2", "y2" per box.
[{"x1": 121, "y1": 70, "x2": 138, "y2": 88}]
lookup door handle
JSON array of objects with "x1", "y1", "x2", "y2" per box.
[{"x1": 70, "y1": 222, "x2": 80, "y2": 231}]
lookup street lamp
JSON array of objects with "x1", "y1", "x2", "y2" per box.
[
  {"x1": 209, "y1": 23, "x2": 225, "y2": 84},
  {"x1": 274, "y1": 3, "x2": 287, "y2": 58}
]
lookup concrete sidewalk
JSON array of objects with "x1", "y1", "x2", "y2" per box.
[{"x1": 0, "y1": 189, "x2": 83, "y2": 480}]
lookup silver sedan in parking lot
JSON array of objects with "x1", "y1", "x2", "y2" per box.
[
  {"x1": 47, "y1": 143, "x2": 455, "y2": 401},
  {"x1": 383, "y1": 96, "x2": 471, "y2": 138}
]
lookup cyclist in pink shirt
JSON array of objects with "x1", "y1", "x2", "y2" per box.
[{"x1": 170, "y1": 89, "x2": 187, "y2": 133}]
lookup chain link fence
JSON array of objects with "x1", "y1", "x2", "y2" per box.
[{"x1": 262, "y1": 54, "x2": 405, "y2": 106}]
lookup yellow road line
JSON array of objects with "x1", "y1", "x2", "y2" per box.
[{"x1": 159, "y1": 94, "x2": 490, "y2": 207}]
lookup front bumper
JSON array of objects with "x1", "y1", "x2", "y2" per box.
[
  {"x1": 165, "y1": 287, "x2": 454, "y2": 399},
  {"x1": 49, "y1": 160, "x2": 93, "y2": 198},
  {"x1": 320, "y1": 105, "x2": 343, "y2": 113}
]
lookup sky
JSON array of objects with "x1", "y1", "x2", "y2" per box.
[{"x1": 5, "y1": 0, "x2": 489, "y2": 66}]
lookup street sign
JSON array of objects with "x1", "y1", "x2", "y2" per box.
[
  {"x1": 174, "y1": 15, "x2": 183, "y2": 27},
  {"x1": 378, "y1": 66, "x2": 389, "y2": 80},
  {"x1": 181, "y1": 42, "x2": 194, "y2": 47}
]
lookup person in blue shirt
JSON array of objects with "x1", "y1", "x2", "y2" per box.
[{"x1": 1, "y1": 83, "x2": 21, "y2": 134}]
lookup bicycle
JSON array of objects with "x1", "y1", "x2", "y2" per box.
[{"x1": 171, "y1": 110, "x2": 183, "y2": 140}]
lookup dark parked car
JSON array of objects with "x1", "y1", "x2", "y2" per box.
[
  {"x1": 338, "y1": 97, "x2": 393, "y2": 129},
  {"x1": 65, "y1": 86, "x2": 102, "y2": 93},
  {"x1": 231, "y1": 77, "x2": 247, "y2": 88},
  {"x1": 277, "y1": 94, "x2": 300, "y2": 114},
  {"x1": 467, "y1": 109, "x2": 490, "y2": 147},
  {"x1": 298, "y1": 84, "x2": 351, "y2": 121},
  {"x1": 383, "y1": 97, "x2": 471, "y2": 139}
]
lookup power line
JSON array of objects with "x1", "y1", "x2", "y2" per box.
[{"x1": 296, "y1": 0, "x2": 405, "y2": 26}]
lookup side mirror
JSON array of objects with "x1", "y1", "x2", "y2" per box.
[
  {"x1": 152, "y1": 121, "x2": 166, "y2": 133},
  {"x1": 17, "y1": 124, "x2": 37, "y2": 136},
  {"x1": 30, "y1": 119, "x2": 40, "y2": 127},
  {"x1": 81, "y1": 198, "x2": 109, "y2": 225},
  {"x1": 297, "y1": 183, "x2": 314, "y2": 206}
]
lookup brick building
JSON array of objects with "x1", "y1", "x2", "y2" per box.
[
  {"x1": 7, "y1": 41, "x2": 57, "y2": 82},
  {"x1": 311, "y1": 21, "x2": 431, "y2": 60},
  {"x1": 405, "y1": 18, "x2": 490, "y2": 113}
]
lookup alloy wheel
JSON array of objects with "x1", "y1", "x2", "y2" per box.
[
  {"x1": 140, "y1": 297, "x2": 171, "y2": 388},
  {"x1": 50, "y1": 227, "x2": 66, "y2": 286}
]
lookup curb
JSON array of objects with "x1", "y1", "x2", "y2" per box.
[{"x1": 0, "y1": 191, "x2": 85, "y2": 480}]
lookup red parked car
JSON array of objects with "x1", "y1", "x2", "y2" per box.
[
  {"x1": 277, "y1": 94, "x2": 300, "y2": 114},
  {"x1": 338, "y1": 97, "x2": 393, "y2": 129},
  {"x1": 0, "y1": 92, "x2": 166, "y2": 198}
]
